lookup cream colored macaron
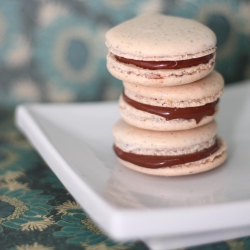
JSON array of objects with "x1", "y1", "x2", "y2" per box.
[
  {"x1": 106, "y1": 14, "x2": 216, "y2": 87},
  {"x1": 119, "y1": 71, "x2": 224, "y2": 131},
  {"x1": 113, "y1": 120, "x2": 227, "y2": 176}
]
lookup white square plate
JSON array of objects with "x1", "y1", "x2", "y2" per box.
[{"x1": 15, "y1": 81, "x2": 250, "y2": 250}]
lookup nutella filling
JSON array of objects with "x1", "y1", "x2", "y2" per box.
[
  {"x1": 115, "y1": 53, "x2": 214, "y2": 70},
  {"x1": 114, "y1": 139, "x2": 220, "y2": 169},
  {"x1": 123, "y1": 93, "x2": 219, "y2": 124}
]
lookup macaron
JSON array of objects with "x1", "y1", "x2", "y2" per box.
[
  {"x1": 119, "y1": 71, "x2": 224, "y2": 131},
  {"x1": 106, "y1": 14, "x2": 216, "y2": 87},
  {"x1": 113, "y1": 119, "x2": 227, "y2": 176}
]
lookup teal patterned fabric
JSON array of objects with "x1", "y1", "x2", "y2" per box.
[
  {"x1": 1, "y1": 0, "x2": 250, "y2": 249},
  {"x1": 0, "y1": 0, "x2": 249, "y2": 108},
  {"x1": 0, "y1": 110, "x2": 147, "y2": 250}
]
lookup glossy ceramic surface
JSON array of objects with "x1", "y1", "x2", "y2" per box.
[{"x1": 16, "y1": 81, "x2": 250, "y2": 249}]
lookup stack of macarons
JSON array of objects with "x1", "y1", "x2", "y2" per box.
[{"x1": 106, "y1": 14, "x2": 227, "y2": 176}]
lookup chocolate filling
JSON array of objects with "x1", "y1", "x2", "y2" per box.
[
  {"x1": 123, "y1": 93, "x2": 219, "y2": 124},
  {"x1": 115, "y1": 53, "x2": 214, "y2": 70},
  {"x1": 114, "y1": 139, "x2": 220, "y2": 169}
]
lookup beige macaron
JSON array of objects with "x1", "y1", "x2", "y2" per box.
[
  {"x1": 113, "y1": 120, "x2": 227, "y2": 176},
  {"x1": 106, "y1": 14, "x2": 216, "y2": 87},
  {"x1": 119, "y1": 71, "x2": 224, "y2": 131}
]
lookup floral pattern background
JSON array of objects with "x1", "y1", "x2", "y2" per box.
[
  {"x1": 0, "y1": 0, "x2": 250, "y2": 249},
  {"x1": 0, "y1": 111, "x2": 146, "y2": 250},
  {"x1": 0, "y1": 0, "x2": 249, "y2": 108}
]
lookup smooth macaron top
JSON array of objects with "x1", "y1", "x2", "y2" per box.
[
  {"x1": 123, "y1": 71, "x2": 224, "y2": 107},
  {"x1": 106, "y1": 14, "x2": 216, "y2": 61},
  {"x1": 113, "y1": 119, "x2": 217, "y2": 153}
]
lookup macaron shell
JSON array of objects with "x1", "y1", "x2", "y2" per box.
[
  {"x1": 107, "y1": 52, "x2": 215, "y2": 87},
  {"x1": 113, "y1": 119, "x2": 217, "y2": 151},
  {"x1": 105, "y1": 14, "x2": 216, "y2": 61},
  {"x1": 118, "y1": 138, "x2": 227, "y2": 176},
  {"x1": 123, "y1": 71, "x2": 224, "y2": 107},
  {"x1": 119, "y1": 95, "x2": 218, "y2": 131}
]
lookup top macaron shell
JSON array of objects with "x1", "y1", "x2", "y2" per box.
[
  {"x1": 106, "y1": 14, "x2": 217, "y2": 87},
  {"x1": 106, "y1": 14, "x2": 216, "y2": 61},
  {"x1": 113, "y1": 119, "x2": 217, "y2": 153},
  {"x1": 123, "y1": 71, "x2": 224, "y2": 108}
]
